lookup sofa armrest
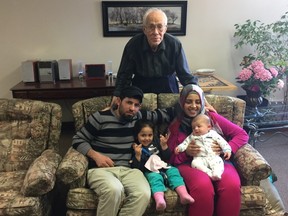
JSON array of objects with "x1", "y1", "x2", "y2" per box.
[
  {"x1": 56, "y1": 147, "x2": 88, "y2": 187},
  {"x1": 21, "y1": 149, "x2": 62, "y2": 196},
  {"x1": 234, "y1": 144, "x2": 272, "y2": 186}
]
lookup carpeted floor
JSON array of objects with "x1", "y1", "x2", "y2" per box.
[{"x1": 254, "y1": 129, "x2": 288, "y2": 211}]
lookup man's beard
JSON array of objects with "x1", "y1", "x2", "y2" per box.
[
  {"x1": 118, "y1": 106, "x2": 135, "y2": 122},
  {"x1": 120, "y1": 114, "x2": 134, "y2": 122}
]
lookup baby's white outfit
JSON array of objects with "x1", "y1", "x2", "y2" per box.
[{"x1": 177, "y1": 129, "x2": 231, "y2": 180}]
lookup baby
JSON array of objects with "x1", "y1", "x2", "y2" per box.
[{"x1": 175, "y1": 114, "x2": 232, "y2": 180}]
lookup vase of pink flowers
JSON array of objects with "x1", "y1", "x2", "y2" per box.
[
  {"x1": 236, "y1": 59, "x2": 285, "y2": 97},
  {"x1": 243, "y1": 86, "x2": 264, "y2": 116},
  {"x1": 236, "y1": 59, "x2": 285, "y2": 115}
]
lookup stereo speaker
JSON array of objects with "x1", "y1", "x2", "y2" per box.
[
  {"x1": 58, "y1": 59, "x2": 72, "y2": 80},
  {"x1": 21, "y1": 60, "x2": 39, "y2": 82},
  {"x1": 38, "y1": 60, "x2": 59, "y2": 83}
]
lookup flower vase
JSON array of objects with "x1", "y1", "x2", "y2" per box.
[{"x1": 244, "y1": 89, "x2": 264, "y2": 117}]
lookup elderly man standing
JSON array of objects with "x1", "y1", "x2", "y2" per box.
[{"x1": 112, "y1": 8, "x2": 197, "y2": 104}]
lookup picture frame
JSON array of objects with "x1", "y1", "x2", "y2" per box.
[
  {"x1": 85, "y1": 64, "x2": 106, "y2": 80},
  {"x1": 102, "y1": 1, "x2": 187, "y2": 37}
]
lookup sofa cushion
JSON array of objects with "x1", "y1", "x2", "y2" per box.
[
  {"x1": 0, "y1": 190, "x2": 44, "y2": 216},
  {"x1": 67, "y1": 188, "x2": 98, "y2": 210},
  {"x1": 72, "y1": 94, "x2": 158, "y2": 131},
  {"x1": 56, "y1": 147, "x2": 88, "y2": 186},
  {"x1": 0, "y1": 170, "x2": 26, "y2": 192},
  {"x1": 66, "y1": 187, "x2": 183, "y2": 213},
  {"x1": 234, "y1": 144, "x2": 271, "y2": 186},
  {"x1": 142, "y1": 93, "x2": 158, "y2": 111},
  {"x1": 72, "y1": 96, "x2": 112, "y2": 131},
  {"x1": 241, "y1": 186, "x2": 266, "y2": 210},
  {"x1": 21, "y1": 149, "x2": 62, "y2": 196},
  {"x1": 0, "y1": 171, "x2": 45, "y2": 215},
  {"x1": 157, "y1": 94, "x2": 245, "y2": 127},
  {"x1": 0, "y1": 99, "x2": 59, "y2": 172},
  {"x1": 66, "y1": 186, "x2": 266, "y2": 216},
  {"x1": 157, "y1": 93, "x2": 179, "y2": 109},
  {"x1": 0, "y1": 138, "x2": 37, "y2": 172},
  {"x1": 206, "y1": 95, "x2": 245, "y2": 127},
  {"x1": 0, "y1": 98, "x2": 62, "y2": 216},
  {"x1": 206, "y1": 95, "x2": 235, "y2": 120}
]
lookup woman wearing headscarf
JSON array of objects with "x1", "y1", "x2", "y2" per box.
[{"x1": 167, "y1": 84, "x2": 249, "y2": 216}]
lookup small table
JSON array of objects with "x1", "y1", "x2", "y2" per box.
[
  {"x1": 196, "y1": 75, "x2": 237, "y2": 92},
  {"x1": 244, "y1": 103, "x2": 288, "y2": 146}
]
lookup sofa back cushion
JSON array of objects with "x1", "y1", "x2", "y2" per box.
[
  {"x1": 0, "y1": 99, "x2": 61, "y2": 172},
  {"x1": 157, "y1": 93, "x2": 245, "y2": 127},
  {"x1": 72, "y1": 96, "x2": 112, "y2": 131},
  {"x1": 72, "y1": 94, "x2": 158, "y2": 131},
  {"x1": 206, "y1": 94, "x2": 245, "y2": 127},
  {"x1": 72, "y1": 93, "x2": 245, "y2": 133}
]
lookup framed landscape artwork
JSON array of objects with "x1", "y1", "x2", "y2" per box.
[{"x1": 102, "y1": 1, "x2": 187, "y2": 37}]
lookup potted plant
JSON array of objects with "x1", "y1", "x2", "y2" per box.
[
  {"x1": 236, "y1": 60, "x2": 284, "y2": 97},
  {"x1": 233, "y1": 11, "x2": 288, "y2": 101},
  {"x1": 236, "y1": 59, "x2": 284, "y2": 113}
]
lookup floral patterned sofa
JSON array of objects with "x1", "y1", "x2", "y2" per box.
[
  {"x1": 0, "y1": 98, "x2": 62, "y2": 216},
  {"x1": 57, "y1": 93, "x2": 274, "y2": 216}
]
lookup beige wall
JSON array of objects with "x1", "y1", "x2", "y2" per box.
[{"x1": 1, "y1": 0, "x2": 288, "y2": 100}]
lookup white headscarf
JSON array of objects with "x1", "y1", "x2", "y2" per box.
[{"x1": 179, "y1": 84, "x2": 205, "y2": 115}]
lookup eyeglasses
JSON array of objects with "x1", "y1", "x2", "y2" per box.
[{"x1": 145, "y1": 24, "x2": 167, "y2": 32}]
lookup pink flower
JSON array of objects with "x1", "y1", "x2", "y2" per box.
[
  {"x1": 250, "y1": 60, "x2": 264, "y2": 69},
  {"x1": 238, "y1": 68, "x2": 252, "y2": 81},
  {"x1": 277, "y1": 79, "x2": 285, "y2": 88},
  {"x1": 269, "y1": 67, "x2": 278, "y2": 77},
  {"x1": 253, "y1": 68, "x2": 273, "y2": 81},
  {"x1": 236, "y1": 59, "x2": 285, "y2": 97}
]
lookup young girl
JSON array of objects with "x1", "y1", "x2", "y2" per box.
[{"x1": 130, "y1": 119, "x2": 194, "y2": 211}]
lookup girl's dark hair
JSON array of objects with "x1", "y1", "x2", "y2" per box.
[{"x1": 133, "y1": 119, "x2": 155, "y2": 140}]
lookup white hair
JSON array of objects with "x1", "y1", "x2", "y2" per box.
[{"x1": 143, "y1": 8, "x2": 168, "y2": 26}]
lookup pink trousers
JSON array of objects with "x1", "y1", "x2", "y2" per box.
[{"x1": 178, "y1": 162, "x2": 241, "y2": 216}]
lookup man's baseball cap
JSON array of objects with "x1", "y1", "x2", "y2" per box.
[{"x1": 120, "y1": 86, "x2": 144, "y2": 103}]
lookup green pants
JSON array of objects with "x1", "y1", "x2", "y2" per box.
[
  {"x1": 87, "y1": 166, "x2": 151, "y2": 216},
  {"x1": 144, "y1": 166, "x2": 185, "y2": 194}
]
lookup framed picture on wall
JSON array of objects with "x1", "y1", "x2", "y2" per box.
[{"x1": 102, "y1": 1, "x2": 187, "y2": 37}]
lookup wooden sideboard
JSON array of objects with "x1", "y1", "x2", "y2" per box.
[
  {"x1": 10, "y1": 78, "x2": 115, "y2": 100},
  {"x1": 10, "y1": 75, "x2": 237, "y2": 100}
]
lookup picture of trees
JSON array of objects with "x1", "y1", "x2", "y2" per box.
[
  {"x1": 102, "y1": 1, "x2": 187, "y2": 37},
  {"x1": 107, "y1": 7, "x2": 182, "y2": 32}
]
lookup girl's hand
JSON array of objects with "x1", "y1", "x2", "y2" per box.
[
  {"x1": 132, "y1": 143, "x2": 142, "y2": 161},
  {"x1": 160, "y1": 133, "x2": 169, "y2": 150},
  {"x1": 132, "y1": 143, "x2": 142, "y2": 155}
]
